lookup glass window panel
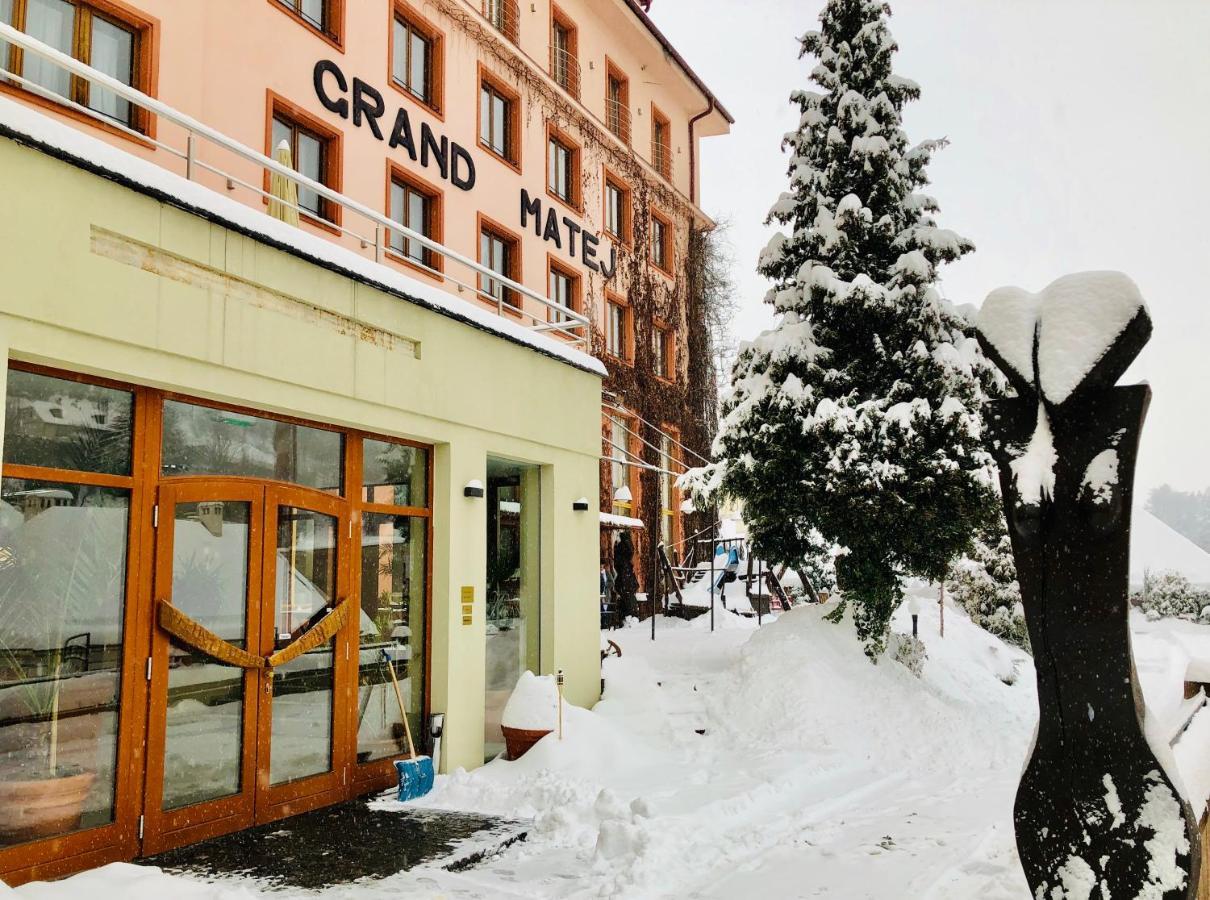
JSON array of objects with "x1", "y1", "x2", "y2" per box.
[
  {"x1": 301, "y1": 0, "x2": 325, "y2": 29},
  {"x1": 270, "y1": 507, "x2": 336, "y2": 785},
  {"x1": 296, "y1": 131, "x2": 323, "y2": 216},
  {"x1": 0, "y1": 0, "x2": 14, "y2": 78},
  {"x1": 492, "y1": 94, "x2": 506, "y2": 155},
  {"x1": 4, "y1": 369, "x2": 133, "y2": 476},
  {"x1": 160, "y1": 400, "x2": 343, "y2": 492},
  {"x1": 357, "y1": 513, "x2": 426, "y2": 763},
  {"x1": 409, "y1": 31, "x2": 427, "y2": 100},
  {"x1": 407, "y1": 190, "x2": 426, "y2": 262},
  {"x1": 388, "y1": 181, "x2": 405, "y2": 254},
  {"x1": 362, "y1": 440, "x2": 428, "y2": 508},
  {"x1": 484, "y1": 458, "x2": 540, "y2": 762},
  {"x1": 23, "y1": 0, "x2": 73, "y2": 100},
  {"x1": 479, "y1": 87, "x2": 490, "y2": 148},
  {"x1": 88, "y1": 17, "x2": 133, "y2": 124},
  {"x1": 0, "y1": 478, "x2": 128, "y2": 844},
  {"x1": 271, "y1": 117, "x2": 291, "y2": 156},
  {"x1": 391, "y1": 18, "x2": 406, "y2": 86},
  {"x1": 161, "y1": 499, "x2": 249, "y2": 810}
]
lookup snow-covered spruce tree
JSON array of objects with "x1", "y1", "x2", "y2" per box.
[
  {"x1": 947, "y1": 515, "x2": 1028, "y2": 651},
  {"x1": 684, "y1": 0, "x2": 996, "y2": 658}
]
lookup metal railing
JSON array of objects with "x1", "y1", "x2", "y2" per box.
[
  {"x1": 651, "y1": 135, "x2": 672, "y2": 180},
  {"x1": 482, "y1": 0, "x2": 520, "y2": 44},
  {"x1": 605, "y1": 98, "x2": 631, "y2": 144},
  {"x1": 549, "y1": 45, "x2": 580, "y2": 100},
  {"x1": 0, "y1": 23, "x2": 590, "y2": 347}
]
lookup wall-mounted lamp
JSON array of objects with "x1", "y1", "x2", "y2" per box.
[
  {"x1": 573, "y1": 497, "x2": 590, "y2": 511},
  {"x1": 614, "y1": 486, "x2": 633, "y2": 504},
  {"x1": 464, "y1": 479, "x2": 485, "y2": 498}
]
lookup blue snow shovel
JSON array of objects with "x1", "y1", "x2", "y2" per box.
[{"x1": 383, "y1": 648, "x2": 434, "y2": 800}]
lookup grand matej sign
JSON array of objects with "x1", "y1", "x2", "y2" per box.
[{"x1": 313, "y1": 60, "x2": 616, "y2": 279}]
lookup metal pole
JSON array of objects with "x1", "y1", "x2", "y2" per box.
[
  {"x1": 757, "y1": 555, "x2": 763, "y2": 626},
  {"x1": 709, "y1": 513, "x2": 716, "y2": 633},
  {"x1": 651, "y1": 543, "x2": 657, "y2": 641}
]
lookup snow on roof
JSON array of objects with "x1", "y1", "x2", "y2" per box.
[
  {"x1": 1132, "y1": 506, "x2": 1210, "y2": 587},
  {"x1": 0, "y1": 95, "x2": 606, "y2": 378},
  {"x1": 600, "y1": 512, "x2": 644, "y2": 530}
]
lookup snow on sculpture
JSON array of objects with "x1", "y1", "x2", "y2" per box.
[{"x1": 976, "y1": 271, "x2": 1199, "y2": 899}]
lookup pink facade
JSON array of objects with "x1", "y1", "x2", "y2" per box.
[{"x1": 0, "y1": 0, "x2": 732, "y2": 349}]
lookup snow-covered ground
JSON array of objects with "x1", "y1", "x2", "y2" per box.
[{"x1": 11, "y1": 600, "x2": 1210, "y2": 900}]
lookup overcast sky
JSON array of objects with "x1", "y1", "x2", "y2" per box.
[{"x1": 652, "y1": 0, "x2": 1210, "y2": 498}]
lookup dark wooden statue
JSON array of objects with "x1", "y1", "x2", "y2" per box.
[{"x1": 977, "y1": 272, "x2": 1199, "y2": 899}]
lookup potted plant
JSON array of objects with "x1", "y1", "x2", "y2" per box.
[
  {"x1": 499, "y1": 671, "x2": 558, "y2": 761},
  {"x1": 0, "y1": 494, "x2": 125, "y2": 844}
]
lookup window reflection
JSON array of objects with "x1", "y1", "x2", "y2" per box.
[
  {"x1": 362, "y1": 440, "x2": 427, "y2": 508},
  {"x1": 161, "y1": 400, "x2": 343, "y2": 492},
  {"x1": 0, "y1": 479, "x2": 128, "y2": 845}
]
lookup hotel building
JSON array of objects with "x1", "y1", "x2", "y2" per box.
[{"x1": 0, "y1": 0, "x2": 730, "y2": 883}]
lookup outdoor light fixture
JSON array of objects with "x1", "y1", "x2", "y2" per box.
[
  {"x1": 614, "y1": 485, "x2": 633, "y2": 503},
  {"x1": 573, "y1": 497, "x2": 590, "y2": 511},
  {"x1": 464, "y1": 479, "x2": 485, "y2": 498}
]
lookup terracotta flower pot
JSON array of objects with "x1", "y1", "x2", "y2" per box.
[
  {"x1": 0, "y1": 769, "x2": 96, "y2": 843},
  {"x1": 501, "y1": 725, "x2": 552, "y2": 761}
]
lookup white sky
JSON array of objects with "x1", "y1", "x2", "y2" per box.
[{"x1": 652, "y1": 0, "x2": 1210, "y2": 497}]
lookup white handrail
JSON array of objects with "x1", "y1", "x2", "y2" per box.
[{"x1": 0, "y1": 22, "x2": 590, "y2": 342}]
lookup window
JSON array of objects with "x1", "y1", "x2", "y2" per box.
[
  {"x1": 606, "y1": 297, "x2": 630, "y2": 361},
  {"x1": 482, "y1": 0, "x2": 517, "y2": 43},
  {"x1": 479, "y1": 72, "x2": 519, "y2": 166},
  {"x1": 0, "y1": 0, "x2": 149, "y2": 130},
  {"x1": 271, "y1": 110, "x2": 337, "y2": 222},
  {"x1": 650, "y1": 212, "x2": 672, "y2": 273},
  {"x1": 549, "y1": 5, "x2": 577, "y2": 98},
  {"x1": 547, "y1": 129, "x2": 579, "y2": 207},
  {"x1": 547, "y1": 260, "x2": 578, "y2": 325},
  {"x1": 659, "y1": 432, "x2": 679, "y2": 547},
  {"x1": 274, "y1": 0, "x2": 335, "y2": 38},
  {"x1": 604, "y1": 173, "x2": 630, "y2": 243},
  {"x1": 389, "y1": 170, "x2": 440, "y2": 270},
  {"x1": 480, "y1": 221, "x2": 520, "y2": 310},
  {"x1": 392, "y1": 5, "x2": 441, "y2": 111},
  {"x1": 608, "y1": 414, "x2": 634, "y2": 517},
  {"x1": 651, "y1": 105, "x2": 671, "y2": 180},
  {"x1": 654, "y1": 325, "x2": 675, "y2": 379},
  {"x1": 605, "y1": 61, "x2": 629, "y2": 143}
]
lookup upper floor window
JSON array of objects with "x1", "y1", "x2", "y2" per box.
[
  {"x1": 547, "y1": 128, "x2": 579, "y2": 208},
  {"x1": 606, "y1": 297, "x2": 631, "y2": 362},
  {"x1": 604, "y1": 173, "x2": 631, "y2": 244},
  {"x1": 0, "y1": 0, "x2": 149, "y2": 131},
  {"x1": 479, "y1": 71, "x2": 519, "y2": 168},
  {"x1": 654, "y1": 325, "x2": 675, "y2": 380},
  {"x1": 392, "y1": 5, "x2": 441, "y2": 112},
  {"x1": 482, "y1": 0, "x2": 518, "y2": 43},
  {"x1": 548, "y1": 260, "x2": 578, "y2": 325},
  {"x1": 650, "y1": 211, "x2": 672, "y2": 274},
  {"x1": 605, "y1": 61, "x2": 630, "y2": 144},
  {"x1": 389, "y1": 169, "x2": 440, "y2": 271},
  {"x1": 549, "y1": 5, "x2": 578, "y2": 98},
  {"x1": 480, "y1": 221, "x2": 520, "y2": 310},
  {"x1": 651, "y1": 105, "x2": 672, "y2": 180},
  {"x1": 271, "y1": 106, "x2": 338, "y2": 223},
  {"x1": 274, "y1": 0, "x2": 337, "y2": 40}
]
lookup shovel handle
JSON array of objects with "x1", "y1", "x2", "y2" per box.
[{"x1": 382, "y1": 649, "x2": 418, "y2": 761}]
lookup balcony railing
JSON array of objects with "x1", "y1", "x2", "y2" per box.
[
  {"x1": 605, "y1": 98, "x2": 631, "y2": 145},
  {"x1": 0, "y1": 22, "x2": 590, "y2": 348},
  {"x1": 482, "y1": 0, "x2": 519, "y2": 44},
  {"x1": 651, "y1": 135, "x2": 671, "y2": 180},
  {"x1": 549, "y1": 45, "x2": 580, "y2": 100}
]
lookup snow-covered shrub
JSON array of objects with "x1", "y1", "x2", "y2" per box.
[
  {"x1": 947, "y1": 520, "x2": 1029, "y2": 652},
  {"x1": 889, "y1": 632, "x2": 927, "y2": 676},
  {"x1": 1133, "y1": 570, "x2": 1210, "y2": 622}
]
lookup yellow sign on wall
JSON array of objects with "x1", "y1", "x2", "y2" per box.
[{"x1": 460, "y1": 586, "x2": 474, "y2": 625}]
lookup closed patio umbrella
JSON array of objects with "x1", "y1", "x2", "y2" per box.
[{"x1": 268, "y1": 139, "x2": 300, "y2": 227}]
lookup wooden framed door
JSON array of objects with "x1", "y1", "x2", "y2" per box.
[
  {"x1": 142, "y1": 481, "x2": 266, "y2": 855},
  {"x1": 142, "y1": 482, "x2": 353, "y2": 853},
  {"x1": 253, "y1": 485, "x2": 352, "y2": 821}
]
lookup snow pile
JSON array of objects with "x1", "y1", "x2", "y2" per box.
[{"x1": 500, "y1": 672, "x2": 558, "y2": 731}]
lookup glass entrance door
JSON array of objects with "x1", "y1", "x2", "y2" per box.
[{"x1": 143, "y1": 482, "x2": 350, "y2": 854}]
